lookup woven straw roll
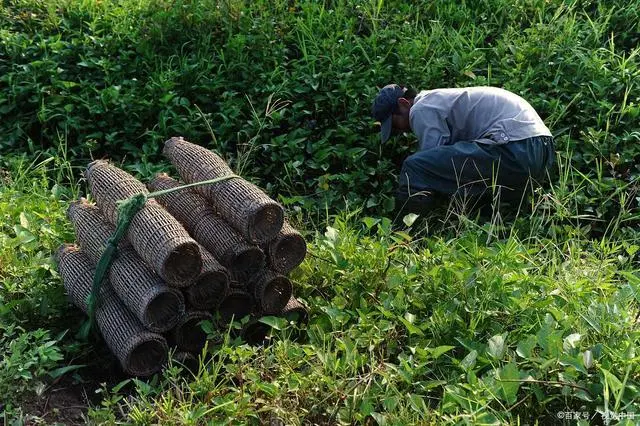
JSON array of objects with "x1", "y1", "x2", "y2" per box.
[
  {"x1": 217, "y1": 289, "x2": 254, "y2": 324},
  {"x1": 147, "y1": 173, "x2": 211, "y2": 227},
  {"x1": 148, "y1": 174, "x2": 265, "y2": 280},
  {"x1": 84, "y1": 160, "x2": 149, "y2": 224},
  {"x1": 68, "y1": 201, "x2": 186, "y2": 332},
  {"x1": 109, "y1": 250, "x2": 185, "y2": 332},
  {"x1": 169, "y1": 311, "x2": 212, "y2": 353},
  {"x1": 163, "y1": 137, "x2": 285, "y2": 244},
  {"x1": 84, "y1": 161, "x2": 202, "y2": 285},
  {"x1": 264, "y1": 221, "x2": 307, "y2": 274},
  {"x1": 280, "y1": 296, "x2": 309, "y2": 325},
  {"x1": 56, "y1": 244, "x2": 108, "y2": 313},
  {"x1": 250, "y1": 270, "x2": 292, "y2": 314},
  {"x1": 128, "y1": 200, "x2": 202, "y2": 285},
  {"x1": 183, "y1": 245, "x2": 229, "y2": 310},
  {"x1": 56, "y1": 245, "x2": 168, "y2": 376},
  {"x1": 67, "y1": 199, "x2": 131, "y2": 254},
  {"x1": 192, "y1": 215, "x2": 265, "y2": 281},
  {"x1": 229, "y1": 279, "x2": 248, "y2": 290}
]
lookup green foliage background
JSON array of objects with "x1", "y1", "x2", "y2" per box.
[
  {"x1": 1, "y1": 0, "x2": 639, "y2": 424},
  {"x1": 1, "y1": 0, "x2": 639, "y2": 219}
]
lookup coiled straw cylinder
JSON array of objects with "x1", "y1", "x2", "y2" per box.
[
  {"x1": 85, "y1": 161, "x2": 202, "y2": 285},
  {"x1": 218, "y1": 289, "x2": 254, "y2": 324},
  {"x1": 56, "y1": 244, "x2": 109, "y2": 312},
  {"x1": 264, "y1": 221, "x2": 307, "y2": 274},
  {"x1": 67, "y1": 201, "x2": 185, "y2": 332},
  {"x1": 168, "y1": 311, "x2": 213, "y2": 353},
  {"x1": 281, "y1": 296, "x2": 309, "y2": 325},
  {"x1": 250, "y1": 270, "x2": 292, "y2": 314},
  {"x1": 163, "y1": 137, "x2": 285, "y2": 244},
  {"x1": 183, "y1": 245, "x2": 229, "y2": 310},
  {"x1": 56, "y1": 245, "x2": 168, "y2": 376},
  {"x1": 148, "y1": 174, "x2": 265, "y2": 280},
  {"x1": 84, "y1": 160, "x2": 149, "y2": 224}
]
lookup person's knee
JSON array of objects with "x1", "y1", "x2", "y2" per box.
[{"x1": 398, "y1": 154, "x2": 433, "y2": 197}]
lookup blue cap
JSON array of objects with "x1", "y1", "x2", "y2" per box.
[{"x1": 371, "y1": 84, "x2": 406, "y2": 143}]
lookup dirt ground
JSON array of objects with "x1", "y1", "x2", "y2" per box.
[{"x1": 21, "y1": 378, "x2": 90, "y2": 425}]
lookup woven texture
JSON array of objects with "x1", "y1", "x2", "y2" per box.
[
  {"x1": 183, "y1": 245, "x2": 229, "y2": 310},
  {"x1": 84, "y1": 160, "x2": 148, "y2": 224},
  {"x1": 218, "y1": 289, "x2": 254, "y2": 324},
  {"x1": 128, "y1": 200, "x2": 202, "y2": 286},
  {"x1": 147, "y1": 174, "x2": 212, "y2": 227},
  {"x1": 250, "y1": 270, "x2": 292, "y2": 314},
  {"x1": 169, "y1": 311, "x2": 212, "y2": 353},
  {"x1": 56, "y1": 245, "x2": 168, "y2": 376},
  {"x1": 192, "y1": 215, "x2": 265, "y2": 281},
  {"x1": 68, "y1": 201, "x2": 186, "y2": 332},
  {"x1": 109, "y1": 249, "x2": 185, "y2": 333},
  {"x1": 163, "y1": 137, "x2": 285, "y2": 244},
  {"x1": 85, "y1": 161, "x2": 202, "y2": 285},
  {"x1": 67, "y1": 200, "x2": 131, "y2": 259},
  {"x1": 148, "y1": 174, "x2": 265, "y2": 279},
  {"x1": 281, "y1": 296, "x2": 309, "y2": 325},
  {"x1": 264, "y1": 221, "x2": 307, "y2": 274},
  {"x1": 56, "y1": 244, "x2": 108, "y2": 313}
]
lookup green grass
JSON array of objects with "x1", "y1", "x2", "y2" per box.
[
  {"x1": 1, "y1": 0, "x2": 640, "y2": 424},
  {"x1": 1, "y1": 151, "x2": 639, "y2": 424},
  {"x1": 1, "y1": 0, "x2": 639, "y2": 224}
]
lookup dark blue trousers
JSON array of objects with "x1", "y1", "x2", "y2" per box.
[{"x1": 396, "y1": 136, "x2": 555, "y2": 214}]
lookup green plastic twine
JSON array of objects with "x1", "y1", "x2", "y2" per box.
[{"x1": 78, "y1": 174, "x2": 238, "y2": 340}]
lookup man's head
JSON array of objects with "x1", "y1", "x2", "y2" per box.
[{"x1": 371, "y1": 84, "x2": 416, "y2": 143}]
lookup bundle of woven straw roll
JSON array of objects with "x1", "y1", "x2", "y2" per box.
[{"x1": 56, "y1": 137, "x2": 308, "y2": 377}]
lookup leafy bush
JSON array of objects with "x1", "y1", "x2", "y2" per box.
[
  {"x1": 1, "y1": 0, "x2": 639, "y2": 223},
  {"x1": 0, "y1": 325, "x2": 64, "y2": 409}
]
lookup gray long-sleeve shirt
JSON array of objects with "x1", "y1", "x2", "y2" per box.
[{"x1": 409, "y1": 87, "x2": 552, "y2": 151}]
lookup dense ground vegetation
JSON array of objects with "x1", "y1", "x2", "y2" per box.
[{"x1": 1, "y1": 0, "x2": 639, "y2": 424}]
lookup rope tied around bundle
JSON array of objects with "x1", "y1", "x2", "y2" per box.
[{"x1": 79, "y1": 174, "x2": 239, "y2": 340}]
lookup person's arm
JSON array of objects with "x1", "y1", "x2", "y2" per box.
[{"x1": 410, "y1": 103, "x2": 451, "y2": 150}]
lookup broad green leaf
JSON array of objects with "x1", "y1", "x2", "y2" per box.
[
  {"x1": 538, "y1": 327, "x2": 563, "y2": 358},
  {"x1": 48, "y1": 364, "x2": 85, "y2": 379},
  {"x1": 460, "y1": 350, "x2": 477, "y2": 370},
  {"x1": 516, "y1": 335, "x2": 537, "y2": 358},
  {"x1": 600, "y1": 368, "x2": 623, "y2": 393},
  {"x1": 559, "y1": 354, "x2": 587, "y2": 374},
  {"x1": 429, "y1": 345, "x2": 455, "y2": 360},
  {"x1": 12, "y1": 225, "x2": 36, "y2": 246},
  {"x1": 402, "y1": 213, "x2": 419, "y2": 227},
  {"x1": 408, "y1": 394, "x2": 427, "y2": 413},
  {"x1": 475, "y1": 412, "x2": 500, "y2": 425},
  {"x1": 404, "y1": 312, "x2": 416, "y2": 324},
  {"x1": 111, "y1": 379, "x2": 132, "y2": 393},
  {"x1": 399, "y1": 317, "x2": 424, "y2": 336},
  {"x1": 258, "y1": 316, "x2": 286, "y2": 330},
  {"x1": 19, "y1": 211, "x2": 29, "y2": 228},
  {"x1": 370, "y1": 413, "x2": 386, "y2": 426},
  {"x1": 488, "y1": 334, "x2": 506, "y2": 360},
  {"x1": 497, "y1": 363, "x2": 521, "y2": 405},
  {"x1": 359, "y1": 398, "x2": 374, "y2": 417},
  {"x1": 563, "y1": 333, "x2": 582, "y2": 352},
  {"x1": 362, "y1": 217, "x2": 380, "y2": 229},
  {"x1": 383, "y1": 395, "x2": 398, "y2": 411}
]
